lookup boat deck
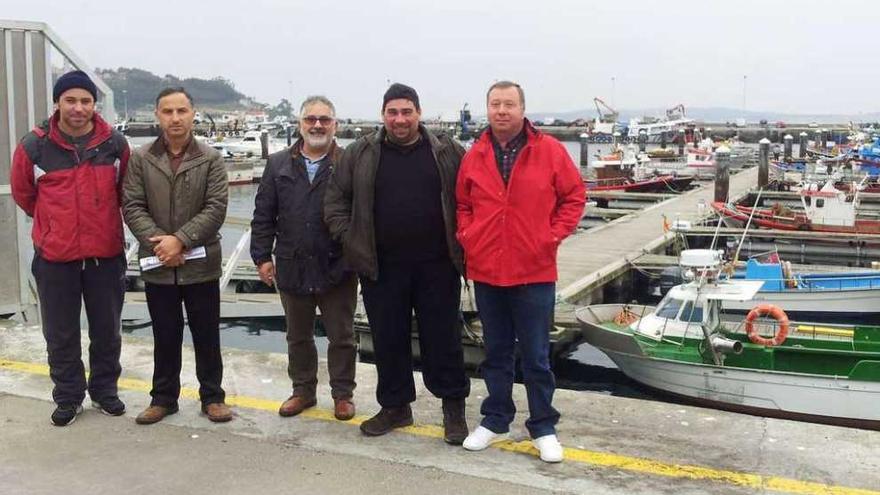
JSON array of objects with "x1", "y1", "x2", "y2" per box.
[{"x1": 556, "y1": 167, "x2": 759, "y2": 303}]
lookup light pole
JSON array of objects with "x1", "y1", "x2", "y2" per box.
[
  {"x1": 611, "y1": 76, "x2": 616, "y2": 108},
  {"x1": 742, "y1": 75, "x2": 747, "y2": 119}
]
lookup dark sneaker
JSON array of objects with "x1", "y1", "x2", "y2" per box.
[
  {"x1": 441, "y1": 398, "x2": 469, "y2": 445},
  {"x1": 360, "y1": 405, "x2": 413, "y2": 436},
  {"x1": 51, "y1": 403, "x2": 83, "y2": 426},
  {"x1": 91, "y1": 397, "x2": 126, "y2": 416}
]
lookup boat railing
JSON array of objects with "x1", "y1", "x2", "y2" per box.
[
  {"x1": 726, "y1": 316, "x2": 854, "y2": 343},
  {"x1": 759, "y1": 274, "x2": 880, "y2": 292}
]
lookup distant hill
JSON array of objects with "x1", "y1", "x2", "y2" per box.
[
  {"x1": 527, "y1": 107, "x2": 880, "y2": 125},
  {"x1": 96, "y1": 67, "x2": 256, "y2": 113}
]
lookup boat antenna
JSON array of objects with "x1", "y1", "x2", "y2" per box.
[{"x1": 730, "y1": 188, "x2": 764, "y2": 272}]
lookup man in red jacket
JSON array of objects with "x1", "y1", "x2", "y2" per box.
[
  {"x1": 456, "y1": 81, "x2": 585, "y2": 462},
  {"x1": 10, "y1": 70, "x2": 130, "y2": 426}
]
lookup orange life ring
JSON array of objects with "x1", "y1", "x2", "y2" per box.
[{"x1": 745, "y1": 304, "x2": 789, "y2": 346}]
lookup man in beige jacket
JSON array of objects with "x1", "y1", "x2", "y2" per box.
[{"x1": 123, "y1": 87, "x2": 232, "y2": 424}]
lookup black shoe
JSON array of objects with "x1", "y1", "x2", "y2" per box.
[
  {"x1": 360, "y1": 406, "x2": 413, "y2": 436},
  {"x1": 51, "y1": 403, "x2": 84, "y2": 426},
  {"x1": 91, "y1": 396, "x2": 126, "y2": 416},
  {"x1": 442, "y1": 398, "x2": 469, "y2": 445}
]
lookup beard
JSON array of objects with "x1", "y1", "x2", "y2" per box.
[{"x1": 303, "y1": 131, "x2": 332, "y2": 149}]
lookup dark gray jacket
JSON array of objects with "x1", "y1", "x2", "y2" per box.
[
  {"x1": 123, "y1": 137, "x2": 228, "y2": 285},
  {"x1": 324, "y1": 125, "x2": 465, "y2": 280},
  {"x1": 250, "y1": 140, "x2": 347, "y2": 295}
]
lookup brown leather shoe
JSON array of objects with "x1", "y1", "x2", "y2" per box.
[
  {"x1": 135, "y1": 404, "x2": 179, "y2": 425},
  {"x1": 278, "y1": 395, "x2": 317, "y2": 417},
  {"x1": 360, "y1": 405, "x2": 413, "y2": 436},
  {"x1": 202, "y1": 402, "x2": 233, "y2": 423},
  {"x1": 334, "y1": 399, "x2": 355, "y2": 421}
]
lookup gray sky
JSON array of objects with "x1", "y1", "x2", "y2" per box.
[{"x1": 4, "y1": 0, "x2": 878, "y2": 119}]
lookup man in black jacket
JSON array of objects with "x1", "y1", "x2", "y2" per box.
[
  {"x1": 251, "y1": 96, "x2": 357, "y2": 421},
  {"x1": 324, "y1": 84, "x2": 470, "y2": 443}
]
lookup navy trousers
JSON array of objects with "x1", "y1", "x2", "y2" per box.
[{"x1": 474, "y1": 281, "x2": 560, "y2": 438}]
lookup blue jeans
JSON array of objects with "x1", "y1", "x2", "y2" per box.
[{"x1": 474, "y1": 282, "x2": 560, "y2": 438}]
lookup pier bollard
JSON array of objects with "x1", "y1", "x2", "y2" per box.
[
  {"x1": 783, "y1": 134, "x2": 793, "y2": 160},
  {"x1": 579, "y1": 132, "x2": 590, "y2": 170},
  {"x1": 714, "y1": 148, "x2": 730, "y2": 202},
  {"x1": 660, "y1": 130, "x2": 667, "y2": 149},
  {"x1": 678, "y1": 128, "x2": 686, "y2": 157},
  {"x1": 613, "y1": 131, "x2": 621, "y2": 147},
  {"x1": 818, "y1": 129, "x2": 826, "y2": 150},
  {"x1": 799, "y1": 132, "x2": 808, "y2": 158},
  {"x1": 638, "y1": 129, "x2": 647, "y2": 152},
  {"x1": 260, "y1": 130, "x2": 269, "y2": 159},
  {"x1": 758, "y1": 138, "x2": 771, "y2": 188},
  {"x1": 286, "y1": 125, "x2": 292, "y2": 146}
]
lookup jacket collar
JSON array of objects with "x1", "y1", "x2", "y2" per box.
[
  {"x1": 368, "y1": 124, "x2": 445, "y2": 152},
  {"x1": 476, "y1": 118, "x2": 540, "y2": 151},
  {"x1": 46, "y1": 111, "x2": 113, "y2": 151},
  {"x1": 148, "y1": 133, "x2": 202, "y2": 159},
  {"x1": 289, "y1": 137, "x2": 342, "y2": 163}
]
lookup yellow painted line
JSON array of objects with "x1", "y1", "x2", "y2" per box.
[{"x1": 0, "y1": 357, "x2": 876, "y2": 495}]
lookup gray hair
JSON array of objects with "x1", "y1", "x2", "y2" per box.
[
  {"x1": 299, "y1": 95, "x2": 336, "y2": 117},
  {"x1": 486, "y1": 80, "x2": 525, "y2": 109}
]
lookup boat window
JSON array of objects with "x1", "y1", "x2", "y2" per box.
[
  {"x1": 680, "y1": 302, "x2": 703, "y2": 322},
  {"x1": 816, "y1": 198, "x2": 824, "y2": 208},
  {"x1": 656, "y1": 296, "x2": 684, "y2": 318}
]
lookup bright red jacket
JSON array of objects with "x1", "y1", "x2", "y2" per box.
[
  {"x1": 11, "y1": 112, "x2": 130, "y2": 262},
  {"x1": 456, "y1": 123, "x2": 586, "y2": 286}
]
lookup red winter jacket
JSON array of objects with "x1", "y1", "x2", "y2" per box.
[
  {"x1": 11, "y1": 112, "x2": 130, "y2": 262},
  {"x1": 456, "y1": 123, "x2": 586, "y2": 286}
]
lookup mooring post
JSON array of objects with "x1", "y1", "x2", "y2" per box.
[
  {"x1": 638, "y1": 129, "x2": 647, "y2": 152},
  {"x1": 783, "y1": 134, "x2": 793, "y2": 160},
  {"x1": 286, "y1": 124, "x2": 292, "y2": 146},
  {"x1": 799, "y1": 131, "x2": 808, "y2": 158},
  {"x1": 714, "y1": 145, "x2": 731, "y2": 202},
  {"x1": 678, "y1": 128, "x2": 686, "y2": 157},
  {"x1": 579, "y1": 132, "x2": 590, "y2": 170},
  {"x1": 260, "y1": 130, "x2": 270, "y2": 159},
  {"x1": 660, "y1": 130, "x2": 667, "y2": 149},
  {"x1": 758, "y1": 137, "x2": 771, "y2": 188}
]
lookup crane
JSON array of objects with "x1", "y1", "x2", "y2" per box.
[
  {"x1": 593, "y1": 97, "x2": 619, "y2": 123},
  {"x1": 666, "y1": 104, "x2": 686, "y2": 121}
]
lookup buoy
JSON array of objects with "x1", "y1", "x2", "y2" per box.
[{"x1": 745, "y1": 304, "x2": 789, "y2": 346}]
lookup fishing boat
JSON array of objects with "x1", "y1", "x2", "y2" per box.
[
  {"x1": 589, "y1": 145, "x2": 693, "y2": 193},
  {"x1": 576, "y1": 249, "x2": 880, "y2": 429},
  {"x1": 724, "y1": 256, "x2": 880, "y2": 322},
  {"x1": 712, "y1": 180, "x2": 880, "y2": 233}
]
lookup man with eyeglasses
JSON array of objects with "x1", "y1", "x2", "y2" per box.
[
  {"x1": 251, "y1": 96, "x2": 357, "y2": 421},
  {"x1": 325, "y1": 83, "x2": 470, "y2": 443}
]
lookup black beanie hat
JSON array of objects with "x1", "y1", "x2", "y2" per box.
[
  {"x1": 382, "y1": 83, "x2": 420, "y2": 111},
  {"x1": 53, "y1": 70, "x2": 98, "y2": 102}
]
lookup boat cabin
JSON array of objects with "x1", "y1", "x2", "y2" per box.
[{"x1": 799, "y1": 181, "x2": 857, "y2": 227}]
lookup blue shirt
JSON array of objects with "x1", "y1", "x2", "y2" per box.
[{"x1": 303, "y1": 153, "x2": 326, "y2": 183}]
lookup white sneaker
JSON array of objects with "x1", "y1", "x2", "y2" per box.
[
  {"x1": 462, "y1": 426, "x2": 508, "y2": 451},
  {"x1": 532, "y1": 434, "x2": 564, "y2": 463}
]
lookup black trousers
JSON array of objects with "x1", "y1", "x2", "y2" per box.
[
  {"x1": 360, "y1": 257, "x2": 470, "y2": 408},
  {"x1": 32, "y1": 254, "x2": 125, "y2": 406},
  {"x1": 144, "y1": 280, "x2": 225, "y2": 407}
]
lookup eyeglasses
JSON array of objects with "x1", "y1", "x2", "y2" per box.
[{"x1": 302, "y1": 116, "x2": 335, "y2": 126}]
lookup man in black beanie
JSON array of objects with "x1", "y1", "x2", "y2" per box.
[
  {"x1": 325, "y1": 83, "x2": 470, "y2": 443},
  {"x1": 11, "y1": 69, "x2": 129, "y2": 426}
]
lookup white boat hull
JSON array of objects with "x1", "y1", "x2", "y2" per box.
[
  {"x1": 723, "y1": 287, "x2": 880, "y2": 315},
  {"x1": 603, "y1": 349, "x2": 880, "y2": 424}
]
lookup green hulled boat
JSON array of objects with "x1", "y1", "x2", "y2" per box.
[{"x1": 576, "y1": 249, "x2": 880, "y2": 429}]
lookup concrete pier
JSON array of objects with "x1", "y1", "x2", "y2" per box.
[{"x1": 1, "y1": 320, "x2": 879, "y2": 495}]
